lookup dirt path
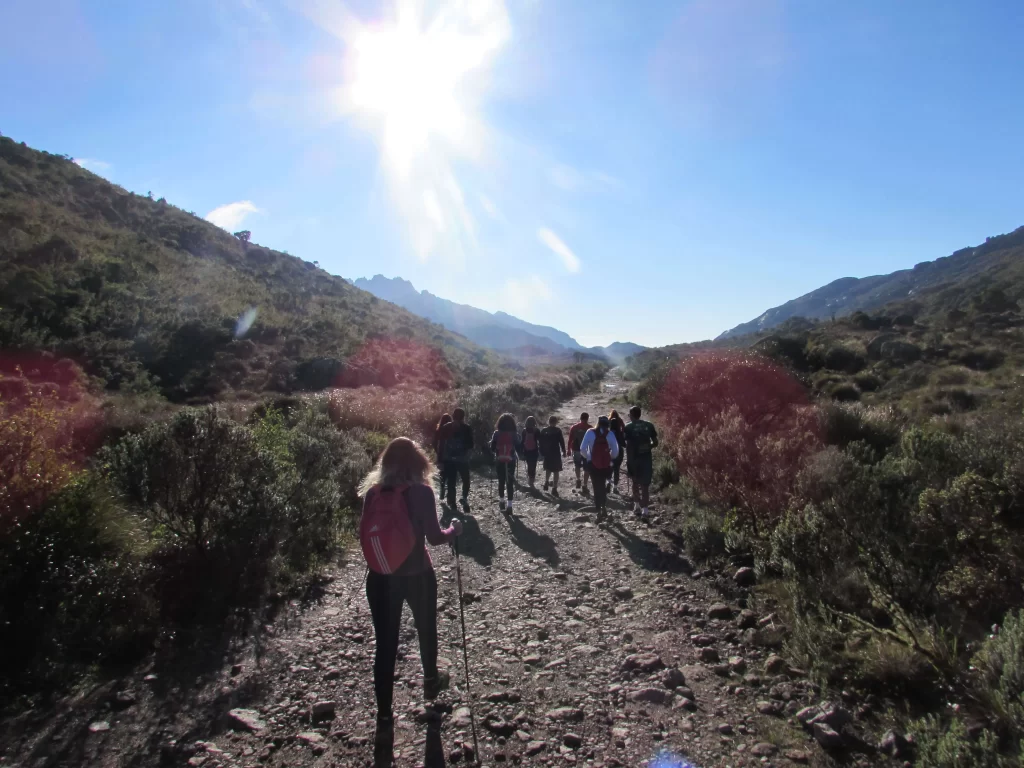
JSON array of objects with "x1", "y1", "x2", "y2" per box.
[{"x1": 2, "y1": 371, "x2": 825, "y2": 768}]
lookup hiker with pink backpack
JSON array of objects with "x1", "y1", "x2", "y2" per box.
[
  {"x1": 520, "y1": 415, "x2": 542, "y2": 488},
  {"x1": 490, "y1": 412, "x2": 521, "y2": 512},
  {"x1": 358, "y1": 437, "x2": 464, "y2": 768},
  {"x1": 579, "y1": 414, "x2": 620, "y2": 516}
]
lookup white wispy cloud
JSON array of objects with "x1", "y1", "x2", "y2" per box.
[
  {"x1": 505, "y1": 275, "x2": 553, "y2": 315},
  {"x1": 205, "y1": 200, "x2": 262, "y2": 231},
  {"x1": 538, "y1": 227, "x2": 581, "y2": 273},
  {"x1": 549, "y1": 163, "x2": 582, "y2": 191},
  {"x1": 591, "y1": 170, "x2": 619, "y2": 187},
  {"x1": 73, "y1": 158, "x2": 111, "y2": 172}
]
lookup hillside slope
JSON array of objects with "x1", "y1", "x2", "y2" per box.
[
  {"x1": 0, "y1": 137, "x2": 510, "y2": 400},
  {"x1": 718, "y1": 226, "x2": 1024, "y2": 338}
]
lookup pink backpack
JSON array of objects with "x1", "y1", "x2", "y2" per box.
[
  {"x1": 495, "y1": 432, "x2": 516, "y2": 463},
  {"x1": 360, "y1": 485, "x2": 415, "y2": 574}
]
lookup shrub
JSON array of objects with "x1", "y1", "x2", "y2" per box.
[
  {"x1": 971, "y1": 609, "x2": 1024, "y2": 743},
  {"x1": 954, "y1": 347, "x2": 1006, "y2": 371},
  {"x1": 853, "y1": 372, "x2": 882, "y2": 392},
  {"x1": 828, "y1": 381, "x2": 861, "y2": 402},
  {"x1": 657, "y1": 352, "x2": 821, "y2": 534},
  {"x1": 911, "y1": 715, "x2": 1017, "y2": 768}
]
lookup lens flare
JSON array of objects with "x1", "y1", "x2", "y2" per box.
[
  {"x1": 649, "y1": 749, "x2": 699, "y2": 768},
  {"x1": 235, "y1": 306, "x2": 258, "y2": 338}
]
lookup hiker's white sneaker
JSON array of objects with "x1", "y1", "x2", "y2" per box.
[
  {"x1": 507, "y1": 501, "x2": 514, "y2": 513},
  {"x1": 641, "y1": 507, "x2": 650, "y2": 519}
]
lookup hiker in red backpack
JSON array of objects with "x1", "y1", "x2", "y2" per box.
[
  {"x1": 358, "y1": 437, "x2": 463, "y2": 768},
  {"x1": 566, "y1": 412, "x2": 591, "y2": 495},
  {"x1": 579, "y1": 415, "x2": 620, "y2": 515},
  {"x1": 490, "y1": 412, "x2": 521, "y2": 513},
  {"x1": 608, "y1": 409, "x2": 627, "y2": 494},
  {"x1": 520, "y1": 415, "x2": 541, "y2": 488}
]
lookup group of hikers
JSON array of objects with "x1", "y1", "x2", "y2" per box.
[
  {"x1": 359, "y1": 404, "x2": 659, "y2": 766},
  {"x1": 431, "y1": 406, "x2": 658, "y2": 518}
]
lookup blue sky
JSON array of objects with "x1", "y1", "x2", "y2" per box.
[{"x1": 3, "y1": 0, "x2": 1023, "y2": 347}]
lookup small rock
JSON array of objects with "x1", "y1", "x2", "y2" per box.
[
  {"x1": 230, "y1": 664, "x2": 243, "y2": 677},
  {"x1": 795, "y1": 705, "x2": 820, "y2": 726},
  {"x1": 660, "y1": 668, "x2": 686, "y2": 689},
  {"x1": 813, "y1": 722, "x2": 845, "y2": 751},
  {"x1": 734, "y1": 567, "x2": 756, "y2": 587},
  {"x1": 708, "y1": 603, "x2": 733, "y2": 620},
  {"x1": 728, "y1": 656, "x2": 747, "y2": 674},
  {"x1": 227, "y1": 709, "x2": 266, "y2": 732},
  {"x1": 452, "y1": 707, "x2": 473, "y2": 727},
  {"x1": 88, "y1": 721, "x2": 111, "y2": 733},
  {"x1": 565, "y1": 597, "x2": 581, "y2": 608},
  {"x1": 809, "y1": 703, "x2": 853, "y2": 731},
  {"x1": 879, "y1": 729, "x2": 912, "y2": 759},
  {"x1": 613, "y1": 586, "x2": 634, "y2": 600},
  {"x1": 112, "y1": 690, "x2": 136, "y2": 710},
  {"x1": 698, "y1": 647, "x2": 720, "y2": 663},
  {"x1": 563, "y1": 733, "x2": 583, "y2": 749},
  {"x1": 324, "y1": 668, "x2": 341, "y2": 680},
  {"x1": 621, "y1": 653, "x2": 665, "y2": 673},
  {"x1": 717, "y1": 723, "x2": 734, "y2": 736},
  {"x1": 750, "y1": 742, "x2": 777, "y2": 757},
  {"x1": 783, "y1": 748, "x2": 811, "y2": 763},
  {"x1": 737, "y1": 609, "x2": 758, "y2": 629},
  {"x1": 546, "y1": 707, "x2": 584, "y2": 722},
  {"x1": 691, "y1": 634, "x2": 716, "y2": 647},
  {"x1": 312, "y1": 701, "x2": 336, "y2": 720},
  {"x1": 757, "y1": 700, "x2": 783, "y2": 716},
  {"x1": 628, "y1": 688, "x2": 671, "y2": 705},
  {"x1": 296, "y1": 732, "x2": 324, "y2": 745},
  {"x1": 764, "y1": 655, "x2": 788, "y2": 675},
  {"x1": 526, "y1": 741, "x2": 546, "y2": 756},
  {"x1": 484, "y1": 718, "x2": 516, "y2": 736}
]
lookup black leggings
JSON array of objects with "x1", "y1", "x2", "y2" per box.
[
  {"x1": 443, "y1": 462, "x2": 471, "y2": 505},
  {"x1": 612, "y1": 452, "x2": 624, "y2": 485},
  {"x1": 497, "y1": 461, "x2": 515, "y2": 499},
  {"x1": 524, "y1": 450, "x2": 539, "y2": 482},
  {"x1": 366, "y1": 569, "x2": 439, "y2": 717}
]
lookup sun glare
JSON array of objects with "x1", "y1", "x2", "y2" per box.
[{"x1": 316, "y1": 0, "x2": 509, "y2": 261}]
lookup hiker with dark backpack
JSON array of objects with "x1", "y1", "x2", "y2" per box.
[
  {"x1": 579, "y1": 415, "x2": 619, "y2": 515},
  {"x1": 624, "y1": 405, "x2": 659, "y2": 520},
  {"x1": 490, "y1": 413, "x2": 520, "y2": 512},
  {"x1": 539, "y1": 415, "x2": 566, "y2": 497},
  {"x1": 434, "y1": 413, "x2": 452, "y2": 498},
  {"x1": 520, "y1": 415, "x2": 542, "y2": 488},
  {"x1": 358, "y1": 437, "x2": 464, "y2": 768},
  {"x1": 608, "y1": 409, "x2": 627, "y2": 493},
  {"x1": 437, "y1": 407, "x2": 474, "y2": 508},
  {"x1": 566, "y1": 412, "x2": 591, "y2": 495}
]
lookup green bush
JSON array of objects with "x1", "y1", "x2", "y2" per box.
[
  {"x1": 911, "y1": 715, "x2": 1019, "y2": 768},
  {"x1": 971, "y1": 609, "x2": 1024, "y2": 742}
]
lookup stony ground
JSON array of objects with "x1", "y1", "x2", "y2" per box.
[{"x1": 1, "y1": 372, "x2": 874, "y2": 768}]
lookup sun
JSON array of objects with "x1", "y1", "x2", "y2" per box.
[{"x1": 339, "y1": 1, "x2": 505, "y2": 177}]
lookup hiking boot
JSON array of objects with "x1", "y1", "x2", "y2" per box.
[
  {"x1": 499, "y1": 499, "x2": 507, "y2": 512},
  {"x1": 543, "y1": 481, "x2": 549, "y2": 491},
  {"x1": 507, "y1": 500, "x2": 514, "y2": 514},
  {"x1": 424, "y1": 670, "x2": 450, "y2": 700},
  {"x1": 374, "y1": 714, "x2": 395, "y2": 768},
  {"x1": 575, "y1": 479, "x2": 581, "y2": 490},
  {"x1": 582, "y1": 485, "x2": 590, "y2": 497},
  {"x1": 641, "y1": 507, "x2": 650, "y2": 520},
  {"x1": 552, "y1": 488, "x2": 559, "y2": 498}
]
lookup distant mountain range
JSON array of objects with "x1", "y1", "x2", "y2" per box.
[
  {"x1": 718, "y1": 226, "x2": 1024, "y2": 339},
  {"x1": 352, "y1": 275, "x2": 645, "y2": 363}
]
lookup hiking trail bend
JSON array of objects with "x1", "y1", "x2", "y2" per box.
[{"x1": 3, "y1": 370, "x2": 823, "y2": 768}]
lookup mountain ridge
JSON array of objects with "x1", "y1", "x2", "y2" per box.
[{"x1": 718, "y1": 226, "x2": 1024, "y2": 339}]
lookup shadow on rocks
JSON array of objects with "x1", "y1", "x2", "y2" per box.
[
  {"x1": 425, "y1": 721, "x2": 446, "y2": 768},
  {"x1": 440, "y1": 506, "x2": 496, "y2": 568},
  {"x1": 502, "y1": 512, "x2": 560, "y2": 568},
  {"x1": 602, "y1": 518, "x2": 693, "y2": 575}
]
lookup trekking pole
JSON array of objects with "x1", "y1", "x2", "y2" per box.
[{"x1": 452, "y1": 537, "x2": 482, "y2": 766}]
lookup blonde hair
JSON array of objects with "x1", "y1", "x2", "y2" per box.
[{"x1": 359, "y1": 436, "x2": 437, "y2": 497}]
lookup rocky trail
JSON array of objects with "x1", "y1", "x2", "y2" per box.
[{"x1": 1, "y1": 372, "x2": 847, "y2": 768}]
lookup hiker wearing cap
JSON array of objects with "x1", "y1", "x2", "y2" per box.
[
  {"x1": 437, "y1": 408, "x2": 474, "y2": 508},
  {"x1": 539, "y1": 415, "x2": 566, "y2": 496},
  {"x1": 358, "y1": 437, "x2": 464, "y2": 768},
  {"x1": 579, "y1": 415, "x2": 620, "y2": 515},
  {"x1": 566, "y1": 412, "x2": 591, "y2": 496},
  {"x1": 624, "y1": 405, "x2": 659, "y2": 519},
  {"x1": 608, "y1": 409, "x2": 627, "y2": 493},
  {"x1": 490, "y1": 413, "x2": 521, "y2": 513},
  {"x1": 520, "y1": 415, "x2": 542, "y2": 488}
]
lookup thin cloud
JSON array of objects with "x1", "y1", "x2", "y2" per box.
[
  {"x1": 538, "y1": 227, "x2": 581, "y2": 273},
  {"x1": 73, "y1": 158, "x2": 111, "y2": 172},
  {"x1": 205, "y1": 200, "x2": 262, "y2": 231},
  {"x1": 505, "y1": 275, "x2": 553, "y2": 315},
  {"x1": 480, "y1": 194, "x2": 499, "y2": 219},
  {"x1": 591, "y1": 170, "x2": 619, "y2": 187},
  {"x1": 549, "y1": 163, "x2": 582, "y2": 191}
]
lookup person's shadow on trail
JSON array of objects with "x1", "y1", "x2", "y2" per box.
[
  {"x1": 502, "y1": 510, "x2": 560, "y2": 567},
  {"x1": 440, "y1": 506, "x2": 496, "y2": 567},
  {"x1": 425, "y1": 722, "x2": 446, "y2": 768},
  {"x1": 602, "y1": 517, "x2": 693, "y2": 575}
]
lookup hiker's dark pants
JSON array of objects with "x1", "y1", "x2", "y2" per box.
[
  {"x1": 496, "y1": 461, "x2": 515, "y2": 500},
  {"x1": 590, "y1": 465, "x2": 611, "y2": 510},
  {"x1": 366, "y1": 569, "x2": 439, "y2": 717},
  {"x1": 629, "y1": 455, "x2": 653, "y2": 507},
  {"x1": 612, "y1": 452, "x2": 624, "y2": 486},
  {"x1": 443, "y1": 461, "x2": 470, "y2": 505},
  {"x1": 524, "y1": 450, "x2": 539, "y2": 482}
]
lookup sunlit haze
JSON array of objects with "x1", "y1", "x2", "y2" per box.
[{"x1": 4, "y1": 0, "x2": 1023, "y2": 346}]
